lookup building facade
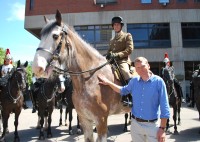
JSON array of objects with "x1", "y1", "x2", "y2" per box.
[{"x1": 25, "y1": 0, "x2": 200, "y2": 98}]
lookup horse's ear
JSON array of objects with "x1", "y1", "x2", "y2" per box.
[
  {"x1": 55, "y1": 9, "x2": 62, "y2": 26},
  {"x1": 44, "y1": 16, "x2": 50, "y2": 24},
  {"x1": 17, "y1": 60, "x2": 21, "y2": 68},
  {"x1": 24, "y1": 61, "x2": 28, "y2": 68}
]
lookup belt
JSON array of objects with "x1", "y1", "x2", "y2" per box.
[{"x1": 132, "y1": 114, "x2": 157, "y2": 123}]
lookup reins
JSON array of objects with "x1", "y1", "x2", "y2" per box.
[{"x1": 51, "y1": 60, "x2": 111, "y2": 76}]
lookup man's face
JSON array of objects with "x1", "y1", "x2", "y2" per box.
[
  {"x1": 113, "y1": 23, "x2": 122, "y2": 33},
  {"x1": 135, "y1": 61, "x2": 150, "y2": 76},
  {"x1": 5, "y1": 58, "x2": 11, "y2": 65}
]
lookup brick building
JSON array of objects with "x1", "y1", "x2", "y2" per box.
[{"x1": 24, "y1": 0, "x2": 200, "y2": 98}]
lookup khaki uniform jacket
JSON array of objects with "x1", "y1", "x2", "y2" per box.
[{"x1": 108, "y1": 31, "x2": 134, "y2": 65}]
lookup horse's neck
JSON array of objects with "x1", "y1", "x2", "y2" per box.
[{"x1": 43, "y1": 80, "x2": 57, "y2": 94}]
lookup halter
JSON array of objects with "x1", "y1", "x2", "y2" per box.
[
  {"x1": 36, "y1": 24, "x2": 68, "y2": 68},
  {"x1": 36, "y1": 24, "x2": 110, "y2": 76}
]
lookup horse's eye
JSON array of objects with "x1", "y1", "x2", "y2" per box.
[{"x1": 53, "y1": 34, "x2": 59, "y2": 40}]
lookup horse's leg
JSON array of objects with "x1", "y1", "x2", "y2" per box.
[
  {"x1": 36, "y1": 115, "x2": 41, "y2": 129},
  {"x1": 128, "y1": 112, "x2": 132, "y2": 125},
  {"x1": 65, "y1": 107, "x2": 68, "y2": 126},
  {"x1": 47, "y1": 111, "x2": 53, "y2": 138},
  {"x1": 173, "y1": 105, "x2": 179, "y2": 134},
  {"x1": 95, "y1": 117, "x2": 108, "y2": 142},
  {"x1": 68, "y1": 108, "x2": 73, "y2": 135},
  {"x1": 177, "y1": 101, "x2": 181, "y2": 125},
  {"x1": 166, "y1": 118, "x2": 170, "y2": 133},
  {"x1": 39, "y1": 113, "x2": 45, "y2": 140},
  {"x1": 59, "y1": 105, "x2": 63, "y2": 126},
  {"x1": 79, "y1": 117, "x2": 94, "y2": 142},
  {"x1": 76, "y1": 115, "x2": 82, "y2": 134},
  {"x1": 14, "y1": 112, "x2": 20, "y2": 142},
  {"x1": 0, "y1": 112, "x2": 9, "y2": 141},
  {"x1": 123, "y1": 113, "x2": 128, "y2": 132}
]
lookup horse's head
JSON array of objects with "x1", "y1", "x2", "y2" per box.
[
  {"x1": 32, "y1": 10, "x2": 68, "y2": 78},
  {"x1": 11, "y1": 60, "x2": 28, "y2": 90}
]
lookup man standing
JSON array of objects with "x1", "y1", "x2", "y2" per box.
[
  {"x1": 106, "y1": 16, "x2": 134, "y2": 106},
  {"x1": 98, "y1": 56, "x2": 170, "y2": 142}
]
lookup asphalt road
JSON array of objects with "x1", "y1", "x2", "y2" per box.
[{"x1": 1, "y1": 101, "x2": 200, "y2": 142}]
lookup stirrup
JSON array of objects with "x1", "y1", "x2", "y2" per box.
[{"x1": 123, "y1": 101, "x2": 133, "y2": 108}]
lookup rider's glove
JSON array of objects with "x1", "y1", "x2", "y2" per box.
[{"x1": 106, "y1": 52, "x2": 119, "y2": 60}]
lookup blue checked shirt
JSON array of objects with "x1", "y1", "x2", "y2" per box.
[{"x1": 120, "y1": 74, "x2": 170, "y2": 120}]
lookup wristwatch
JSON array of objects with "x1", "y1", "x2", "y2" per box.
[{"x1": 159, "y1": 127, "x2": 165, "y2": 130}]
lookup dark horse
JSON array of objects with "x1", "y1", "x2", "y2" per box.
[
  {"x1": 32, "y1": 10, "x2": 131, "y2": 141},
  {"x1": 56, "y1": 75, "x2": 82, "y2": 135},
  {"x1": 33, "y1": 74, "x2": 65, "y2": 140},
  {"x1": 0, "y1": 60, "x2": 28, "y2": 142},
  {"x1": 191, "y1": 67, "x2": 200, "y2": 122},
  {"x1": 162, "y1": 68, "x2": 181, "y2": 134}
]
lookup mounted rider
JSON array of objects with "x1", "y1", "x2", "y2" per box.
[
  {"x1": 161, "y1": 52, "x2": 185, "y2": 103},
  {"x1": 106, "y1": 16, "x2": 134, "y2": 107},
  {"x1": 0, "y1": 49, "x2": 29, "y2": 109}
]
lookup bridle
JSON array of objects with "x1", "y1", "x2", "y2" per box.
[
  {"x1": 7, "y1": 68, "x2": 27, "y2": 104},
  {"x1": 36, "y1": 24, "x2": 110, "y2": 76}
]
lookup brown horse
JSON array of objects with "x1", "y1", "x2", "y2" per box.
[
  {"x1": 0, "y1": 60, "x2": 28, "y2": 142},
  {"x1": 162, "y1": 68, "x2": 181, "y2": 134},
  {"x1": 32, "y1": 10, "x2": 131, "y2": 142}
]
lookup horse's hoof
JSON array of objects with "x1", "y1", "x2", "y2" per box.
[
  {"x1": 178, "y1": 122, "x2": 181, "y2": 125},
  {"x1": 69, "y1": 130, "x2": 74, "y2": 135},
  {"x1": 39, "y1": 136, "x2": 45, "y2": 140},
  {"x1": 0, "y1": 136, "x2": 5, "y2": 142},
  {"x1": 128, "y1": 120, "x2": 131, "y2": 125},
  {"x1": 5, "y1": 128, "x2": 9, "y2": 134},
  {"x1": 174, "y1": 130, "x2": 179, "y2": 135},
  {"x1": 36, "y1": 126, "x2": 40, "y2": 129},
  {"x1": 47, "y1": 133, "x2": 52, "y2": 138},
  {"x1": 123, "y1": 127, "x2": 128, "y2": 132},
  {"x1": 77, "y1": 129, "x2": 82, "y2": 135},
  {"x1": 14, "y1": 137, "x2": 20, "y2": 142}
]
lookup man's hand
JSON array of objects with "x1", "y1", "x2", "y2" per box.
[
  {"x1": 106, "y1": 52, "x2": 119, "y2": 60},
  {"x1": 98, "y1": 74, "x2": 110, "y2": 85}
]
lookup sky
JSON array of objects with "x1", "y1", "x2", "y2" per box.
[{"x1": 0, "y1": 0, "x2": 40, "y2": 63}]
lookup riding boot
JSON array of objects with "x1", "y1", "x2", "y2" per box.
[{"x1": 121, "y1": 79, "x2": 133, "y2": 108}]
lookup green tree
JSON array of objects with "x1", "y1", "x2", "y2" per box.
[{"x1": 0, "y1": 48, "x2": 5, "y2": 65}]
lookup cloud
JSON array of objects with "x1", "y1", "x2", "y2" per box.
[{"x1": 6, "y1": 2, "x2": 25, "y2": 21}]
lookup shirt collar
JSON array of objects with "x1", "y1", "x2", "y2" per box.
[{"x1": 138, "y1": 71, "x2": 154, "y2": 82}]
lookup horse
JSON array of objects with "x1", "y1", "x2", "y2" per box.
[
  {"x1": 162, "y1": 67, "x2": 181, "y2": 134},
  {"x1": 32, "y1": 10, "x2": 131, "y2": 142},
  {"x1": 191, "y1": 67, "x2": 200, "y2": 121},
  {"x1": 0, "y1": 60, "x2": 28, "y2": 142},
  {"x1": 33, "y1": 74, "x2": 65, "y2": 140},
  {"x1": 56, "y1": 75, "x2": 82, "y2": 135}
]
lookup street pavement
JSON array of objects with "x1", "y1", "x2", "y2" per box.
[{"x1": 1, "y1": 101, "x2": 200, "y2": 142}]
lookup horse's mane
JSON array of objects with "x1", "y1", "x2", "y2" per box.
[{"x1": 67, "y1": 26, "x2": 104, "y2": 60}]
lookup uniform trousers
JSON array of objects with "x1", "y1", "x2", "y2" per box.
[
  {"x1": 131, "y1": 118, "x2": 160, "y2": 142},
  {"x1": 118, "y1": 62, "x2": 132, "y2": 81}
]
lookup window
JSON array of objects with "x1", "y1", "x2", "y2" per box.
[
  {"x1": 194, "y1": 0, "x2": 200, "y2": 2},
  {"x1": 159, "y1": 0, "x2": 169, "y2": 3},
  {"x1": 30, "y1": 0, "x2": 34, "y2": 10},
  {"x1": 177, "y1": 0, "x2": 187, "y2": 2},
  {"x1": 141, "y1": 0, "x2": 151, "y2": 3},
  {"x1": 95, "y1": 0, "x2": 117, "y2": 4},
  {"x1": 181, "y1": 23, "x2": 200, "y2": 47},
  {"x1": 127, "y1": 23, "x2": 171, "y2": 49},
  {"x1": 74, "y1": 25, "x2": 112, "y2": 50}
]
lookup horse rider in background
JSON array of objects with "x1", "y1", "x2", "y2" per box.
[
  {"x1": 161, "y1": 52, "x2": 185, "y2": 103},
  {"x1": 0, "y1": 48, "x2": 28, "y2": 109},
  {"x1": 106, "y1": 16, "x2": 134, "y2": 107}
]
